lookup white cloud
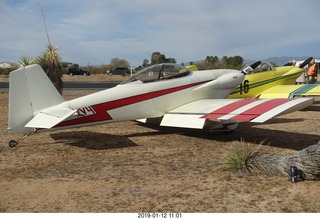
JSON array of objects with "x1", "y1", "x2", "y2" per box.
[{"x1": 1, "y1": 0, "x2": 320, "y2": 66}]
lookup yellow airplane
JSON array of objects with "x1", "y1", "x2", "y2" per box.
[
  {"x1": 187, "y1": 57, "x2": 320, "y2": 99},
  {"x1": 188, "y1": 57, "x2": 320, "y2": 98},
  {"x1": 228, "y1": 57, "x2": 320, "y2": 98}
]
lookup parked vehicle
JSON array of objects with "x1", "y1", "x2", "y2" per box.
[
  {"x1": 68, "y1": 68, "x2": 90, "y2": 76},
  {"x1": 107, "y1": 67, "x2": 130, "y2": 75}
]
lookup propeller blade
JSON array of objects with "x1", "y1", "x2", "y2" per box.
[
  {"x1": 299, "y1": 57, "x2": 313, "y2": 68},
  {"x1": 241, "y1": 61, "x2": 261, "y2": 74},
  {"x1": 250, "y1": 61, "x2": 262, "y2": 69},
  {"x1": 283, "y1": 62, "x2": 292, "y2": 66}
]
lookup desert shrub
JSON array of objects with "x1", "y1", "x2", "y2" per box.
[
  {"x1": 224, "y1": 140, "x2": 263, "y2": 173},
  {"x1": 0, "y1": 67, "x2": 19, "y2": 75}
]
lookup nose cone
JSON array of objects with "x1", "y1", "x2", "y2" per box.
[
  {"x1": 193, "y1": 70, "x2": 245, "y2": 91},
  {"x1": 216, "y1": 71, "x2": 245, "y2": 89}
]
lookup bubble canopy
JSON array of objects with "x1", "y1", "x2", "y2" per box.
[{"x1": 120, "y1": 63, "x2": 192, "y2": 84}]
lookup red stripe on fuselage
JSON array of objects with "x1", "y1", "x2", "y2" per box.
[{"x1": 55, "y1": 81, "x2": 208, "y2": 128}]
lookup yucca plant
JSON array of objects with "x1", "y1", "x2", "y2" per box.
[
  {"x1": 36, "y1": 52, "x2": 48, "y2": 70},
  {"x1": 37, "y1": 3, "x2": 63, "y2": 94},
  {"x1": 19, "y1": 56, "x2": 37, "y2": 66},
  {"x1": 224, "y1": 140, "x2": 264, "y2": 173},
  {"x1": 41, "y1": 44, "x2": 63, "y2": 94}
]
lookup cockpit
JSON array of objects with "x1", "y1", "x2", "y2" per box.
[{"x1": 120, "y1": 63, "x2": 192, "y2": 85}]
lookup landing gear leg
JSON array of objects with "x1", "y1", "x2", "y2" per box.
[
  {"x1": 209, "y1": 120, "x2": 239, "y2": 133},
  {"x1": 8, "y1": 129, "x2": 37, "y2": 147}
]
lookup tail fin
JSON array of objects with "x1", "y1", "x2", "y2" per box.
[{"x1": 8, "y1": 64, "x2": 64, "y2": 134}]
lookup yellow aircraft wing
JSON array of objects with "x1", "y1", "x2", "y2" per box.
[{"x1": 258, "y1": 84, "x2": 320, "y2": 98}]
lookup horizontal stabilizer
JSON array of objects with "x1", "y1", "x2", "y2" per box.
[{"x1": 25, "y1": 108, "x2": 76, "y2": 129}]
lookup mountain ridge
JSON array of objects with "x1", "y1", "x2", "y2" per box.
[{"x1": 244, "y1": 56, "x2": 319, "y2": 66}]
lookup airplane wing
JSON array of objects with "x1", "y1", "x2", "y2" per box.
[
  {"x1": 258, "y1": 84, "x2": 320, "y2": 98},
  {"x1": 160, "y1": 98, "x2": 313, "y2": 129}
]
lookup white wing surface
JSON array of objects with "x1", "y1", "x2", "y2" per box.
[{"x1": 160, "y1": 98, "x2": 313, "y2": 129}]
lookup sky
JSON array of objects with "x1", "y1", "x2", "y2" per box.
[{"x1": 1, "y1": 0, "x2": 320, "y2": 67}]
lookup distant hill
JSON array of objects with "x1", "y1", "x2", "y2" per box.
[
  {"x1": 189, "y1": 56, "x2": 318, "y2": 67},
  {"x1": 244, "y1": 56, "x2": 318, "y2": 66},
  {"x1": 0, "y1": 61, "x2": 17, "y2": 68}
]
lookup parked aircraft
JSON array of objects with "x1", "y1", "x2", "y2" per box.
[
  {"x1": 7, "y1": 63, "x2": 313, "y2": 147},
  {"x1": 228, "y1": 57, "x2": 320, "y2": 98}
]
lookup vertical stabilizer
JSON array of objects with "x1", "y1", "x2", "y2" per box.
[{"x1": 8, "y1": 64, "x2": 64, "y2": 134}]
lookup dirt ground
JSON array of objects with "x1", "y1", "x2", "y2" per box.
[
  {"x1": 1, "y1": 87, "x2": 320, "y2": 213},
  {"x1": 0, "y1": 73, "x2": 127, "y2": 83}
]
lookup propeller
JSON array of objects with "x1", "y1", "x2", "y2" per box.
[
  {"x1": 241, "y1": 61, "x2": 261, "y2": 74},
  {"x1": 299, "y1": 57, "x2": 313, "y2": 68},
  {"x1": 250, "y1": 60, "x2": 262, "y2": 69},
  {"x1": 283, "y1": 62, "x2": 293, "y2": 66}
]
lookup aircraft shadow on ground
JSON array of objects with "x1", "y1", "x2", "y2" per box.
[
  {"x1": 301, "y1": 104, "x2": 320, "y2": 112},
  {"x1": 50, "y1": 131, "x2": 138, "y2": 150},
  {"x1": 135, "y1": 118, "x2": 320, "y2": 151},
  {"x1": 301, "y1": 99, "x2": 320, "y2": 111},
  {"x1": 50, "y1": 117, "x2": 319, "y2": 151}
]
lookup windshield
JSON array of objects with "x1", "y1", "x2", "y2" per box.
[{"x1": 120, "y1": 63, "x2": 191, "y2": 84}]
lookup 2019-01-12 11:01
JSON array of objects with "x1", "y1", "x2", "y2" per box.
[{"x1": 137, "y1": 213, "x2": 182, "y2": 218}]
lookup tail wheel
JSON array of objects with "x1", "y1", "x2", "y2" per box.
[{"x1": 9, "y1": 140, "x2": 18, "y2": 147}]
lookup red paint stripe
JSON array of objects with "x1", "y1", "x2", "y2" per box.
[
  {"x1": 229, "y1": 98, "x2": 293, "y2": 121},
  {"x1": 56, "y1": 81, "x2": 208, "y2": 128},
  {"x1": 201, "y1": 99, "x2": 258, "y2": 119}
]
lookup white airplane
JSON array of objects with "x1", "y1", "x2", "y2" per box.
[{"x1": 7, "y1": 63, "x2": 313, "y2": 147}]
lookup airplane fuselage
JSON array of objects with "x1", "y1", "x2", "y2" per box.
[{"x1": 53, "y1": 66, "x2": 244, "y2": 130}]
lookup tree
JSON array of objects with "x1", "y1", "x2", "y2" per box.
[
  {"x1": 205, "y1": 56, "x2": 218, "y2": 64},
  {"x1": 229, "y1": 55, "x2": 244, "y2": 68},
  {"x1": 151, "y1": 52, "x2": 176, "y2": 65},
  {"x1": 151, "y1": 52, "x2": 166, "y2": 65},
  {"x1": 110, "y1": 57, "x2": 129, "y2": 67},
  {"x1": 142, "y1": 59, "x2": 149, "y2": 68},
  {"x1": 165, "y1": 57, "x2": 176, "y2": 63},
  {"x1": 219, "y1": 56, "x2": 244, "y2": 69}
]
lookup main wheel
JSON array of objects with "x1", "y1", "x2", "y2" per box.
[{"x1": 9, "y1": 140, "x2": 18, "y2": 147}]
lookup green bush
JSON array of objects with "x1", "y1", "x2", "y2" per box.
[{"x1": 0, "y1": 67, "x2": 19, "y2": 75}]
